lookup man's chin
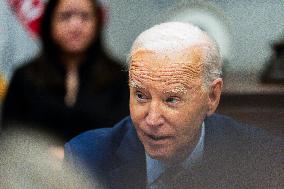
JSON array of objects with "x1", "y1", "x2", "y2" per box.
[
  {"x1": 146, "y1": 146, "x2": 190, "y2": 164},
  {"x1": 145, "y1": 147, "x2": 175, "y2": 162}
]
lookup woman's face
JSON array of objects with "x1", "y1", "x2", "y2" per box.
[{"x1": 51, "y1": 0, "x2": 97, "y2": 55}]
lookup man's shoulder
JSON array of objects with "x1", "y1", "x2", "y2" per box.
[
  {"x1": 205, "y1": 113, "x2": 283, "y2": 166},
  {"x1": 206, "y1": 113, "x2": 278, "y2": 139},
  {"x1": 201, "y1": 114, "x2": 284, "y2": 187},
  {"x1": 65, "y1": 116, "x2": 133, "y2": 157},
  {"x1": 67, "y1": 116, "x2": 132, "y2": 143},
  {"x1": 206, "y1": 113, "x2": 245, "y2": 129},
  {"x1": 206, "y1": 113, "x2": 283, "y2": 145},
  {"x1": 206, "y1": 114, "x2": 283, "y2": 161}
]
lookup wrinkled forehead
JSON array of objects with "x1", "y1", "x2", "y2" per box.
[{"x1": 129, "y1": 49, "x2": 204, "y2": 90}]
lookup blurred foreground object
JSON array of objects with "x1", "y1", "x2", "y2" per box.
[{"x1": 0, "y1": 126, "x2": 103, "y2": 189}]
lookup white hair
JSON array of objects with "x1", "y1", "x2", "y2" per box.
[{"x1": 128, "y1": 22, "x2": 222, "y2": 88}]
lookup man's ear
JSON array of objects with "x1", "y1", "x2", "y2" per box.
[{"x1": 207, "y1": 78, "x2": 223, "y2": 116}]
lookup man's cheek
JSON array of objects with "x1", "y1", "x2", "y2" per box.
[
  {"x1": 130, "y1": 104, "x2": 144, "y2": 121},
  {"x1": 129, "y1": 96, "x2": 137, "y2": 111}
]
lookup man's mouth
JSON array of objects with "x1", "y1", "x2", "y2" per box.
[{"x1": 146, "y1": 133, "x2": 173, "y2": 141}]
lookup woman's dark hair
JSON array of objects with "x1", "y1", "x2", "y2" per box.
[{"x1": 40, "y1": 0, "x2": 104, "y2": 60}]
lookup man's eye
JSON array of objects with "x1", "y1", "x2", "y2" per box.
[
  {"x1": 135, "y1": 92, "x2": 148, "y2": 102},
  {"x1": 165, "y1": 97, "x2": 179, "y2": 104}
]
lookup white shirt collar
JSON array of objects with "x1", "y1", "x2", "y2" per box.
[{"x1": 146, "y1": 122, "x2": 205, "y2": 185}]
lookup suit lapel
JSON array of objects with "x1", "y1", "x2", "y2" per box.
[{"x1": 108, "y1": 121, "x2": 147, "y2": 189}]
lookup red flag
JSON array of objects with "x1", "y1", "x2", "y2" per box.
[{"x1": 8, "y1": 0, "x2": 46, "y2": 37}]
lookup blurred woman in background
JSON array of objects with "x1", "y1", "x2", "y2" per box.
[{"x1": 1, "y1": 0, "x2": 129, "y2": 143}]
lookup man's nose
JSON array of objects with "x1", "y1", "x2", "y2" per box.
[{"x1": 145, "y1": 101, "x2": 165, "y2": 127}]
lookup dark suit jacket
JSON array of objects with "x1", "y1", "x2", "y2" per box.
[{"x1": 65, "y1": 114, "x2": 284, "y2": 189}]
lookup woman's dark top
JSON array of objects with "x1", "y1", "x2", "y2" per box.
[{"x1": 1, "y1": 53, "x2": 129, "y2": 142}]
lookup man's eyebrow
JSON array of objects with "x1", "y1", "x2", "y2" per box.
[
  {"x1": 163, "y1": 86, "x2": 189, "y2": 95},
  {"x1": 128, "y1": 80, "x2": 145, "y2": 89}
]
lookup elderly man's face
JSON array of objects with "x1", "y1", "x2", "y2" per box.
[{"x1": 129, "y1": 49, "x2": 213, "y2": 163}]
